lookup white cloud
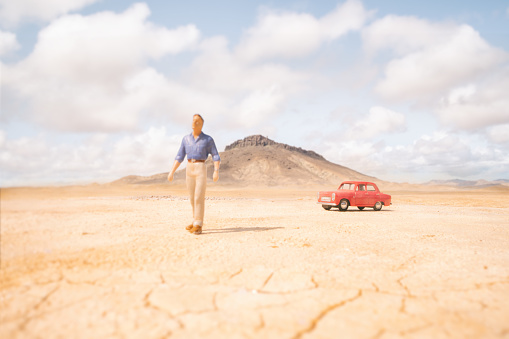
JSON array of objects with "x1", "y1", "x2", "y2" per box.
[
  {"x1": 0, "y1": 127, "x2": 182, "y2": 186},
  {"x1": 111, "y1": 127, "x2": 182, "y2": 175},
  {"x1": 347, "y1": 106, "x2": 406, "y2": 139},
  {"x1": 436, "y1": 68, "x2": 509, "y2": 129},
  {"x1": 487, "y1": 124, "x2": 509, "y2": 144},
  {"x1": 0, "y1": 0, "x2": 100, "y2": 27},
  {"x1": 2, "y1": 3, "x2": 200, "y2": 132},
  {"x1": 235, "y1": 0, "x2": 370, "y2": 62},
  {"x1": 0, "y1": 30, "x2": 20, "y2": 55},
  {"x1": 2, "y1": 1, "x2": 372, "y2": 136},
  {"x1": 320, "y1": 130, "x2": 509, "y2": 182},
  {"x1": 363, "y1": 15, "x2": 450, "y2": 56},
  {"x1": 177, "y1": 35, "x2": 310, "y2": 129},
  {"x1": 364, "y1": 16, "x2": 507, "y2": 102}
]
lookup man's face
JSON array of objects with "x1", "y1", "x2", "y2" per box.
[{"x1": 192, "y1": 115, "x2": 203, "y2": 132}]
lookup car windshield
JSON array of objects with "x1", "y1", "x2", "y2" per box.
[{"x1": 338, "y1": 183, "x2": 354, "y2": 190}]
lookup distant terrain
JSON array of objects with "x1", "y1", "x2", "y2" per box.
[
  {"x1": 424, "y1": 179, "x2": 509, "y2": 189},
  {"x1": 112, "y1": 134, "x2": 507, "y2": 190},
  {"x1": 112, "y1": 135, "x2": 378, "y2": 187}
]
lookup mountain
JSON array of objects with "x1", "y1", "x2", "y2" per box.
[
  {"x1": 424, "y1": 179, "x2": 509, "y2": 189},
  {"x1": 112, "y1": 135, "x2": 378, "y2": 187}
]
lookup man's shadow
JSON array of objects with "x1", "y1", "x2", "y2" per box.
[{"x1": 204, "y1": 226, "x2": 284, "y2": 234}]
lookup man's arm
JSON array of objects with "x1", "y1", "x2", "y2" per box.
[
  {"x1": 167, "y1": 160, "x2": 181, "y2": 182},
  {"x1": 213, "y1": 160, "x2": 220, "y2": 182},
  {"x1": 209, "y1": 137, "x2": 221, "y2": 182}
]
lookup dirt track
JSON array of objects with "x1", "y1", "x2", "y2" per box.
[{"x1": 1, "y1": 186, "x2": 509, "y2": 338}]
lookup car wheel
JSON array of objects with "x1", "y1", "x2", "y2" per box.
[
  {"x1": 338, "y1": 199, "x2": 349, "y2": 211},
  {"x1": 322, "y1": 205, "x2": 332, "y2": 210},
  {"x1": 357, "y1": 206, "x2": 365, "y2": 211},
  {"x1": 373, "y1": 201, "x2": 383, "y2": 211}
]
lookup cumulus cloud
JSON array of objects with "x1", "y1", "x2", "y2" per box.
[
  {"x1": 0, "y1": 0, "x2": 100, "y2": 27},
  {"x1": 235, "y1": 0, "x2": 370, "y2": 62},
  {"x1": 183, "y1": 35, "x2": 309, "y2": 128},
  {"x1": 322, "y1": 130, "x2": 509, "y2": 182},
  {"x1": 0, "y1": 127, "x2": 182, "y2": 186},
  {"x1": 364, "y1": 17, "x2": 507, "y2": 102},
  {"x1": 347, "y1": 106, "x2": 406, "y2": 139},
  {"x1": 436, "y1": 68, "x2": 509, "y2": 129},
  {"x1": 402, "y1": 132, "x2": 509, "y2": 179},
  {"x1": 4, "y1": 2, "x2": 360, "y2": 133},
  {"x1": 363, "y1": 15, "x2": 509, "y2": 132},
  {"x1": 2, "y1": 3, "x2": 200, "y2": 132},
  {"x1": 487, "y1": 124, "x2": 509, "y2": 144},
  {"x1": 0, "y1": 30, "x2": 20, "y2": 55}
]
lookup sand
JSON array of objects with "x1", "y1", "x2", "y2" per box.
[{"x1": 1, "y1": 185, "x2": 509, "y2": 338}]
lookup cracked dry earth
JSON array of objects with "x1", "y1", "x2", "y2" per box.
[{"x1": 1, "y1": 188, "x2": 509, "y2": 338}]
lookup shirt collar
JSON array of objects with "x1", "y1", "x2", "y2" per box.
[{"x1": 189, "y1": 132, "x2": 204, "y2": 141}]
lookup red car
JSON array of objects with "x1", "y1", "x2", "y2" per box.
[{"x1": 317, "y1": 181, "x2": 391, "y2": 211}]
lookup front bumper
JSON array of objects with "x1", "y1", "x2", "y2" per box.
[{"x1": 317, "y1": 202, "x2": 337, "y2": 206}]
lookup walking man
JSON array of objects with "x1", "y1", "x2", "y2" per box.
[{"x1": 167, "y1": 114, "x2": 220, "y2": 235}]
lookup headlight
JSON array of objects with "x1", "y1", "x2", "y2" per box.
[
  {"x1": 332, "y1": 193, "x2": 335, "y2": 201},
  {"x1": 317, "y1": 192, "x2": 320, "y2": 200}
]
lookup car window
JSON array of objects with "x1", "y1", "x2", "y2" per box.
[
  {"x1": 367, "y1": 184, "x2": 376, "y2": 191},
  {"x1": 357, "y1": 184, "x2": 366, "y2": 191},
  {"x1": 339, "y1": 183, "x2": 354, "y2": 190}
]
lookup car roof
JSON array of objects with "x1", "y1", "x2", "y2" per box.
[{"x1": 341, "y1": 181, "x2": 375, "y2": 184}]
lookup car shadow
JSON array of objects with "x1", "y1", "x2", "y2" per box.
[
  {"x1": 203, "y1": 226, "x2": 285, "y2": 234},
  {"x1": 331, "y1": 209, "x2": 393, "y2": 213}
]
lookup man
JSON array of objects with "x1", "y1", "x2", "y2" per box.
[{"x1": 167, "y1": 114, "x2": 220, "y2": 235}]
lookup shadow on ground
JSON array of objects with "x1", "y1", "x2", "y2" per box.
[{"x1": 204, "y1": 226, "x2": 284, "y2": 234}]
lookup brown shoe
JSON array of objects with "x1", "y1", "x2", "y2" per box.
[
  {"x1": 185, "y1": 224, "x2": 194, "y2": 232},
  {"x1": 192, "y1": 225, "x2": 202, "y2": 235}
]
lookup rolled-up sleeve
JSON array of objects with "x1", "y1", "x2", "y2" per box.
[
  {"x1": 210, "y1": 138, "x2": 220, "y2": 162},
  {"x1": 175, "y1": 137, "x2": 186, "y2": 162}
]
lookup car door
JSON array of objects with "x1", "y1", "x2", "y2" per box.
[
  {"x1": 354, "y1": 184, "x2": 369, "y2": 206},
  {"x1": 366, "y1": 184, "x2": 379, "y2": 206}
]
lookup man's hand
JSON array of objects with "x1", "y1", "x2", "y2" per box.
[
  {"x1": 213, "y1": 170, "x2": 219, "y2": 182},
  {"x1": 167, "y1": 172, "x2": 174, "y2": 182}
]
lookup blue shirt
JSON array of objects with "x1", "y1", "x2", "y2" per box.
[{"x1": 175, "y1": 132, "x2": 221, "y2": 162}]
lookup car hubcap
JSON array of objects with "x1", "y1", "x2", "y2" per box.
[{"x1": 341, "y1": 201, "x2": 348, "y2": 209}]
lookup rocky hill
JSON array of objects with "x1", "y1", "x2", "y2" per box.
[
  {"x1": 225, "y1": 135, "x2": 325, "y2": 160},
  {"x1": 112, "y1": 135, "x2": 378, "y2": 187}
]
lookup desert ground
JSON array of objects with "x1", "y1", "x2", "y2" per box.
[{"x1": 1, "y1": 184, "x2": 509, "y2": 338}]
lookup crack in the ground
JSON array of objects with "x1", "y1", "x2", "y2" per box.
[
  {"x1": 227, "y1": 268, "x2": 243, "y2": 280},
  {"x1": 372, "y1": 282, "x2": 380, "y2": 293},
  {"x1": 394, "y1": 255, "x2": 417, "y2": 271},
  {"x1": 397, "y1": 275, "x2": 413, "y2": 297},
  {"x1": 310, "y1": 276, "x2": 319, "y2": 289},
  {"x1": 18, "y1": 285, "x2": 60, "y2": 331},
  {"x1": 291, "y1": 289, "x2": 363, "y2": 339},
  {"x1": 399, "y1": 297, "x2": 407, "y2": 314},
  {"x1": 254, "y1": 313, "x2": 265, "y2": 332},
  {"x1": 260, "y1": 272, "x2": 274, "y2": 291},
  {"x1": 159, "y1": 273, "x2": 166, "y2": 285},
  {"x1": 399, "y1": 322, "x2": 433, "y2": 336},
  {"x1": 372, "y1": 328, "x2": 386, "y2": 339},
  {"x1": 143, "y1": 288, "x2": 184, "y2": 329}
]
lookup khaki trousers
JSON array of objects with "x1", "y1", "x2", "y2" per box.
[{"x1": 186, "y1": 162, "x2": 207, "y2": 226}]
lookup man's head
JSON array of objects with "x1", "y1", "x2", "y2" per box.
[{"x1": 192, "y1": 114, "x2": 204, "y2": 134}]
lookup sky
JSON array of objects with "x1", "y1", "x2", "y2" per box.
[{"x1": 1, "y1": 0, "x2": 508, "y2": 186}]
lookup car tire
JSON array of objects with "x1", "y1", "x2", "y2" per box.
[
  {"x1": 322, "y1": 205, "x2": 332, "y2": 210},
  {"x1": 357, "y1": 206, "x2": 365, "y2": 211},
  {"x1": 373, "y1": 201, "x2": 383, "y2": 211},
  {"x1": 338, "y1": 199, "x2": 349, "y2": 211}
]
